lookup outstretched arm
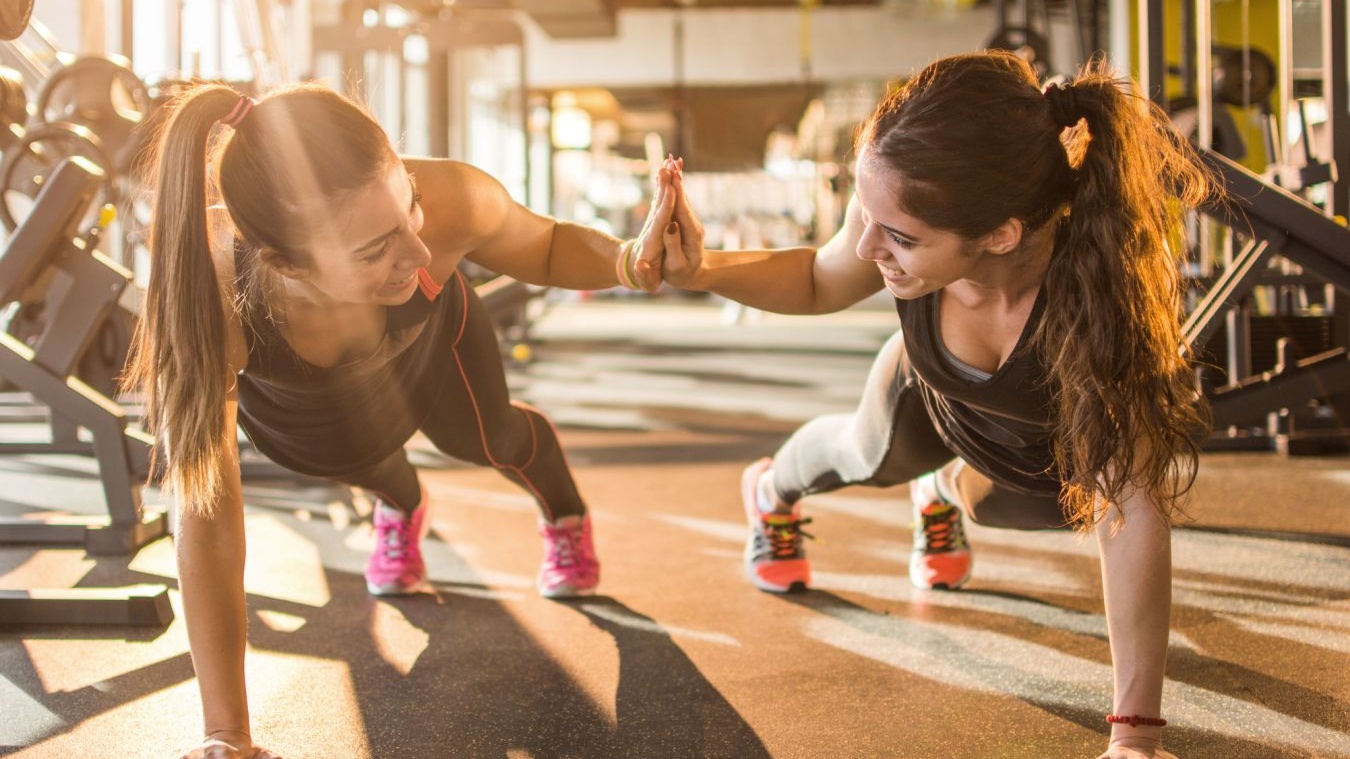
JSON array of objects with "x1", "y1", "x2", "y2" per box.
[
  {"x1": 174, "y1": 228, "x2": 278, "y2": 759},
  {"x1": 405, "y1": 157, "x2": 675, "y2": 292},
  {"x1": 1094, "y1": 484, "x2": 1177, "y2": 759},
  {"x1": 661, "y1": 165, "x2": 883, "y2": 315}
]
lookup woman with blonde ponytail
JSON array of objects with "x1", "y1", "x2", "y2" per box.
[
  {"x1": 655, "y1": 51, "x2": 1214, "y2": 759},
  {"x1": 125, "y1": 83, "x2": 675, "y2": 759}
]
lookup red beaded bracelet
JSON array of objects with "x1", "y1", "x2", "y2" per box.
[{"x1": 1107, "y1": 714, "x2": 1167, "y2": 727}]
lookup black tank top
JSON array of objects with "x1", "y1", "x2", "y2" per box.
[
  {"x1": 232, "y1": 243, "x2": 462, "y2": 477},
  {"x1": 896, "y1": 290, "x2": 1061, "y2": 495}
]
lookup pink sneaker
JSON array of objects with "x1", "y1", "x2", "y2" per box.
[
  {"x1": 909, "y1": 502, "x2": 972, "y2": 591},
  {"x1": 365, "y1": 495, "x2": 431, "y2": 596},
  {"x1": 742, "y1": 458, "x2": 812, "y2": 593},
  {"x1": 537, "y1": 514, "x2": 600, "y2": 598}
]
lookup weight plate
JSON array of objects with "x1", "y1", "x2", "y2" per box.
[
  {"x1": 35, "y1": 56, "x2": 152, "y2": 173},
  {"x1": 0, "y1": 0, "x2": 34, "y2": 41},
  {"x1": 0, "y1": 121, "x2": 116, "y2": 231}
]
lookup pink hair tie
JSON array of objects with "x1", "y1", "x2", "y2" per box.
[{"x1": 219, "y1": 96, "x2": 255, "y2": 128}]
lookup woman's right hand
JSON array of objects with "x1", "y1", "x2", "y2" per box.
[
  {"x1": 658, "y1": 157, "x2": 709, "y2": 290},
  {"x1": 178, "y1": 733, "x2": 281, "y2": 759}
]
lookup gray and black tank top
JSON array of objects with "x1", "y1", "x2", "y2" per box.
[
  {"x1": 896, "y1": 289, "x2": 1061, "y2": 495},
  {"x1": 232, "y1": 242, "x2": 462, "y2": 476}
]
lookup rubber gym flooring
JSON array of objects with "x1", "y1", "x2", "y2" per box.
[{"x1": 2, "y1": 295, "x2": 1348, "y2": 759}]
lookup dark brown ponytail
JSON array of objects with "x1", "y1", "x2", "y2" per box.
[{"x1": 1036, "y1": 61, "x2": 1213, "y2": 526}]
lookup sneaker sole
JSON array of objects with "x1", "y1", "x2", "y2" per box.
[
  {"x1": 907, "y1": 557, "x2": 972, "y2": 591},
  {"x1": 745, "y1": 568, "x2": 808, "y2": 594},
  {"x1": 920, "y1": 580, "x2": 967, "y2": 592},
  {"x1": 908, "y1": 575, "x2": 972, "y2": 591},
  {"x1": 539, "y1": 584, "x2": 599, "y2": 599},
  {"x1": 366, "y1": 579, "x2": 431, "y2": 596}
]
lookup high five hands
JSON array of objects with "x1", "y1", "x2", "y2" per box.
[
  {"x1": 655, "y1": 156, "x2": 707, "y2": 290},
  {"x1": 624, "y1": 155, "x2": 705, "y2": 293}
]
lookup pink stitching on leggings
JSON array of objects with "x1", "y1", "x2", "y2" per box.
[
  {"x1": 448, "y1": 281, "x2": 554, "y2": 520},
  {"x1": 510, "y1": 401, "x2": 540, "y2": 470},
  {"x1": 450, "y1": 271, "x2": 469, "y2": 347}
]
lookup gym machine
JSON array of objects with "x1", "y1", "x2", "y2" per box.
[
  {"x1": 1187, "y1": 148, "x2": 1350, "y2": 454},
  {"x1": 0, "y1": 2, "x2": 168, "y2": 623},
  {"x1": 0, "y1": 157, "x2": 170, "y2": 626},
  {"x1": 1143, "y1": 0, "x2": 1350, "y2": 454},
  {"x1": 984, "y1": 0, "x2": 1110, "y2": 77}
]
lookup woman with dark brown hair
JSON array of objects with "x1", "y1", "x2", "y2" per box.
[
  {"x1": 656, "y1": 51, "x2": 1212, "y2": 759},
  {"x1": 126, "y1": 83, "x2": 672, "y2": 759}
]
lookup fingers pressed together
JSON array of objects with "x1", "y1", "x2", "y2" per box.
[{"x1": 631, "y1": 155, "x2": 686, "y2": 292}]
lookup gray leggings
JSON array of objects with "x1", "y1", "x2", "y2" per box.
[{"x1": 771, "y1": 331, "x2": 1068, "y2": 530}]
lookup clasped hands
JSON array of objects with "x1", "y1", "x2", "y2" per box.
[{"x1": 620, "y1": 156, "x2": 707, "y2": 293}]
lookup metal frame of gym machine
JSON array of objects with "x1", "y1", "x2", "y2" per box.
[
  {"x1": 1140, "y1": 0, "x2": 1350, "y2": 455},
  {"x1": 0, "y1": 157, "x2": 170, "y2": 626}
]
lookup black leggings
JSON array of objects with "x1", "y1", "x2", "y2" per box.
[
  {"x1": 771, "y1": 331, "x2": 1067, "y2": 530},
  {"x1": 334, "y1": 276, "x2": 584, "y2": 521}
]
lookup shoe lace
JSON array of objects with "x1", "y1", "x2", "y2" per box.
[
  {"x1": 375, "y1": 508, "x2": 412, "y2": 560},
  {"x1": 919, "y1": 506, "x2": 960, "y2": 553},
  {"x1": 546, "y1": 524, "x2": 582, "y2": 568},
  {"x1": 762, "y1": 515, "x2": 814, "y2": 559}
]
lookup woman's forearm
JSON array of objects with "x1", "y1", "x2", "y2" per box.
[
  {"x1": 538, "y1": 220, "x2": 629, "y2": 291},
  {"x1": 1097, "y1": 492, "x2": 1173, "y2": 746},
  {"x1": 682, "y1": 191, "x2": 881, "y2": 315},
  {"x1": 693, "y1": 248, "x2": 823, "y2": 313},
  {"x1": 177, "y1": 472, "x2": 251, "y2": 738},
  {"x1": 693, "y1": 247, "x2": 878, "y2": 315}
]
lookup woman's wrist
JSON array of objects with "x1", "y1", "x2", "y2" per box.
[
  {"x1": 1109, "y1": 722, "x2": 1163, "y2": 748},
  {"x1": 680, "y1": 247, "x2": 714, "y2": 291}
]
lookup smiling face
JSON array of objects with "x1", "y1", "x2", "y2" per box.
[
  {"x1": 852, "y1": 149, "x2": 986, "y2": 300},
  {"x1": 274, "y1": 162, "x2": 431, "y2": 307}
]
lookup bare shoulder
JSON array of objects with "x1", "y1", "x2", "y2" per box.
[
  {"x1": 205, "y1": 205, "x2": 249, "y2": 374},
  {"x1": 401, "y1": 156, "x2": 512, "y2": 248}
]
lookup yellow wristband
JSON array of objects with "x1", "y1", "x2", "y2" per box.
[{"x1": 615, "y1": 239, "x2": 639, "y2": 290}]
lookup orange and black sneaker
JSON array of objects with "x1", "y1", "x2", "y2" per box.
[
  {"x1": 741, "y1": 458, "x2": 813, "y2": 593},
  {"x1": 909, "y1": 502, "x2": 972, "y2": 590}
]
